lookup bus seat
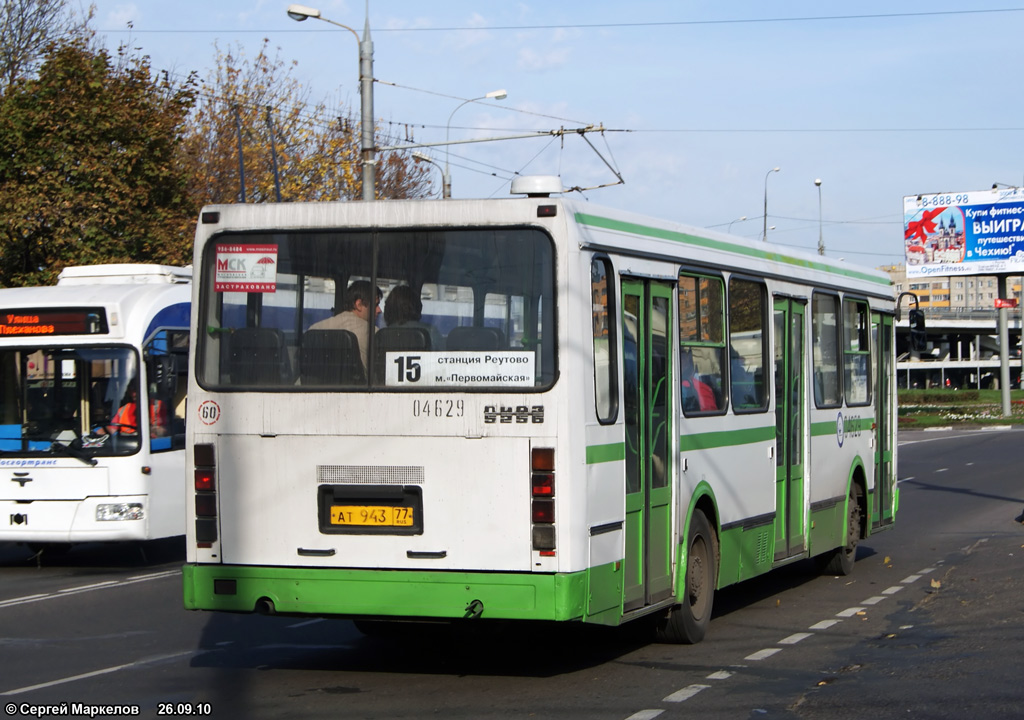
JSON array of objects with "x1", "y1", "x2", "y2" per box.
[
  {"x1": 300, "y1": 329, "x2": 364, "y2": 385},
  {"x1": 227, "y1": 328, "x2": 289, "y2": 385},
  {"x1": 373, "y1": 326, "x2": 432, "y2": 382},
  {"x1": 445, "y1": 326, "x2": 505, "y2": 351}
]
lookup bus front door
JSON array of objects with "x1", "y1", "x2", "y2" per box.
[
  {"x1": 622, "y1": 279, "x2": 674, "y2": 612},
  {"x1": 773, "y1": 297, "x2": 807, "y2": 562},
  {"x1": 872, "y1": 313, "x2": 895, "y2": 528}
]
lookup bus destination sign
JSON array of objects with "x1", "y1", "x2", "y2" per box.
[{"x1": 0, "y1": 308, "x2": 109, "y2": 336}]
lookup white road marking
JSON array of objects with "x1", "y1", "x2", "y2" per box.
[
  {"x1": 0, "y1": 569, "x2": 178, "y2": 609},
  {"x1": 1, "y1": 650, "x2": 195, "y2": 696},
  {"x1": 625, "y1": 711, "x2": 664, "y2": 720},
  {"x1": 779, "y1": 632, "x2": 813, "y2": 645},
  {"x1": 745, "y1": 648, "x2": 782, "y2": 661},
  {"x1": 58, "y1": 580, "x2": 120, "y2": 593},
  {"x1": 664, "y1": 684, "x2": 711, "y2": 702},
  {"x1": 836, "y1": 607, "x2": 866, "y2": 618},
  {"x1": 809, "y1": 619, "x2": 842, "y2": 630}
]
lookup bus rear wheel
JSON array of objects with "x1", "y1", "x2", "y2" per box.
[
  {"x1": 657, "y1": 510, "x2": 716, "y2": 644},
  {"x1": 821, "y1": 485, "x2": 862, "y2": 576}
]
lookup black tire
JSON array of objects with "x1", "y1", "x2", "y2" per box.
[
  {"x1": 821, "y1": 485, "x2": 862, "y2": 576},
  {"x1": 657, "y1": 510, "x2": 716, "y2": 644}
]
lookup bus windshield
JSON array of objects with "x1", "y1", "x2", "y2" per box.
[
  {"x1": 0, "y1": 346, "x2": 144, "y2": 457},
  {"x1": 197, "y1": 227, "x2": 556, "y2": 391}
]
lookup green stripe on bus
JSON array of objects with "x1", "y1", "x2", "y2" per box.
[
  {"x1": 586, "y1": 442, "x2": 626, "y2": 464},
  {"x1": 575, "y1": 212, "x2": 890, "y2": 286},
  {"x1": 679, "y1": 425, "x2": 775, "y2": 451}
]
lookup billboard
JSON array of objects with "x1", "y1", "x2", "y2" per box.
[{"x1": 903, "y1": 187, "x2": 1024, "y2": 278}]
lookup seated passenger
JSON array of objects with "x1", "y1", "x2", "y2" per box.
[
  {"x1": 310, "y1": 280, "x2": 382, "y2": 372},
  {"x1": 383, "y1": 285, "x2": 443, "y2": 349},
  {"x1": 681, "y1": 350, "x2": 717, "y2": 412}
]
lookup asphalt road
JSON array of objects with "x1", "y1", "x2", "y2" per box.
[{"x1": 1, "y1": 427, "x2": 1022, "y2": 719}]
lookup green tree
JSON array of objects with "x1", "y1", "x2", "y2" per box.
[
  {"x1": 181, "y1": 39, "x2": 432, "y2": 205},
  {"x1": 0, "y1": 40, "x2": 197, "y2": 287}
]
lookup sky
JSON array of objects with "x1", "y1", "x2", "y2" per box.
[{"x1": 82, "y1": 1, "x2": 1024, "y2": 270}]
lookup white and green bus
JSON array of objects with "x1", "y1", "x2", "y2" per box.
[{"x1": 183, "y1": 177, "x2": 898, "y2": 643}]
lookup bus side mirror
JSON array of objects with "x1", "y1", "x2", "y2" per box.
[{"x1": 909, "y1": 309, "x2": 927, "y2": 352}]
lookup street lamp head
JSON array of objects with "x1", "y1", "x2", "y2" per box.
[
  {"x1": 815, "y1": 178, "x2": 822, "y2": 187},
  {"x1": 412, "y1": 151, "x2": 430, "y2": 163},
  {"x1": 486, "y1": 89, "x2": 508, "y2": 101},
  {"x1": 772, "y1": 166, "x2": 780, "y2": 173},
  {"x1": 287, "y1": 4, "x2": 321, "y2": 21}
]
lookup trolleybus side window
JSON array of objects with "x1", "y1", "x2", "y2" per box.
[
  {"x1": 677, "y1": 271, "x2": 725, "y2": 414},
  {"x1": 728, "y1": 277, "x2": 769, "y2": 412},
  {"x1": 843, "y1": 298, "x2": 871, "y2": 406},
  {"x1": 591, "y1": 257, "x2": 617, "y2": 423},
  {"x1": 811, "y1": 293, "x2": 842, "y2": 408},
  {"x1": 144, "y1": 329, "x2": 189, "y2": 451}
]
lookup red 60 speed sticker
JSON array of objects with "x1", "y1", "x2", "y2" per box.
[{"x1": 198, "y1": 400, "x2": 221, "y2": 425}]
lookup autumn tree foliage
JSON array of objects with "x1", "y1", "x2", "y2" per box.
[
  {"x1": 181, "y1": 39, "x2": 432, "y2": 205},
  {"x1": 0, "y1": 40, "x2": 198, "y2": 287},
  {"x1": 0, "y1": 0, "x2": 92, "y2": 94}
]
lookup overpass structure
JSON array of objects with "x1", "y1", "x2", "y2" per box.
[{"x1": 895, "y1": 308, "x2": 1022, "y2": 389}]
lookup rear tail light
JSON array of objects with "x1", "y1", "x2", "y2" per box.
[
  {"x1": 194, "y1": 443, "x2": 217, "y2": 547},
  {"x1": 531, "y1": 448, "x2": 556, "y2": 555}
]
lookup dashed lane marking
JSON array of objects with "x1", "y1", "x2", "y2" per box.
[
  {"x1": 664, "y1": 685, "x2": 711, "y2": 703},
  {"x1": 627, "y1": 563, "x2": 949, "y2": 717}
]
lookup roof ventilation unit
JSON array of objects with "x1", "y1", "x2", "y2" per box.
[{"x1": 510, "y1": 176, "x2": 564, "y2": 198}]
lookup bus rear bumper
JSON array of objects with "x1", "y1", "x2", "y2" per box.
[{"x1": 182, "y1": 564, "x2": 590, "y2": 622}]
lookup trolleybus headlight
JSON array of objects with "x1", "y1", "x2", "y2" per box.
[{"x1": 96, "y1": 503, "x2": 144, "y2": 521}]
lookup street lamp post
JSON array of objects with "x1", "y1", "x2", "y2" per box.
[
  {"x1": 763, "y1": 166, "x2": 780, "y2": 241},
  {"x1": 728, "y1": 215, "x2": 747, "y2": 233},
  {"x1": 287, "y1": 4, "x2": 376, "y2": 201},
  {"x1": 412, "y1": 151, "x2": 445, "y2": 196},
  {"x1": 815, "y1": 178, "x2": 824, "y2": 255},
  {"x1": 445, "y1": 89, "x2": 507, "y2": 199}
]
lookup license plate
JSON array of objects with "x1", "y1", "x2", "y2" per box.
[{"x1": 330, "y1": 505, "x2": 415, "y2": 527}]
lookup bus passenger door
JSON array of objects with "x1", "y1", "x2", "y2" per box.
[
  {"x1": 872, "y1": 313, "x2": 895, "y2": 528},
  {"x1": 773, "y1": 297, "x2": 806, "y2": 561},
  {"x1": 622, "y1": 279, "x2": 674, "y2": 611}
]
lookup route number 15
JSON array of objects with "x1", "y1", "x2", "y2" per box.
[{"x1": 393, "y1": 355, "x2": 421, "y2": 383}]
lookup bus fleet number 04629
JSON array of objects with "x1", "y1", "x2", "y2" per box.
[{"x1": 411, "y1": 398, "x2": 465, "y2": 418}]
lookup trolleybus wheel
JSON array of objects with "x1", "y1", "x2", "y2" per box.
[
  {"x1": 657, "y1": 510, "x2": 716, "y2": 644},
  {"x1": 821, "y1": 485, "x2": 862, "y2": 576}
]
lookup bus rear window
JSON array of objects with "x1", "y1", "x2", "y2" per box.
[{"x1": 197, "y1": 228, "x2": 556, "y2": 392}]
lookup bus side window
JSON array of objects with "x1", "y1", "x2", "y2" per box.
[
  {"x1": 591, "y1": 257, "x2": 617, "y2": 423},
  {"x1": 678, "y1": 272, "x2": 725, "y2": 415},
  {"x1": 843, "y1": 299, "x2": 871, "y2": 406},
  {"x1": 728, "y1": 278, "x2": 768, "y2": 412}
]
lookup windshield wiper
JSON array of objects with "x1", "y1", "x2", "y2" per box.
[{"x1": 48, "y1": 441, "x2": 97, "y2": 466}]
